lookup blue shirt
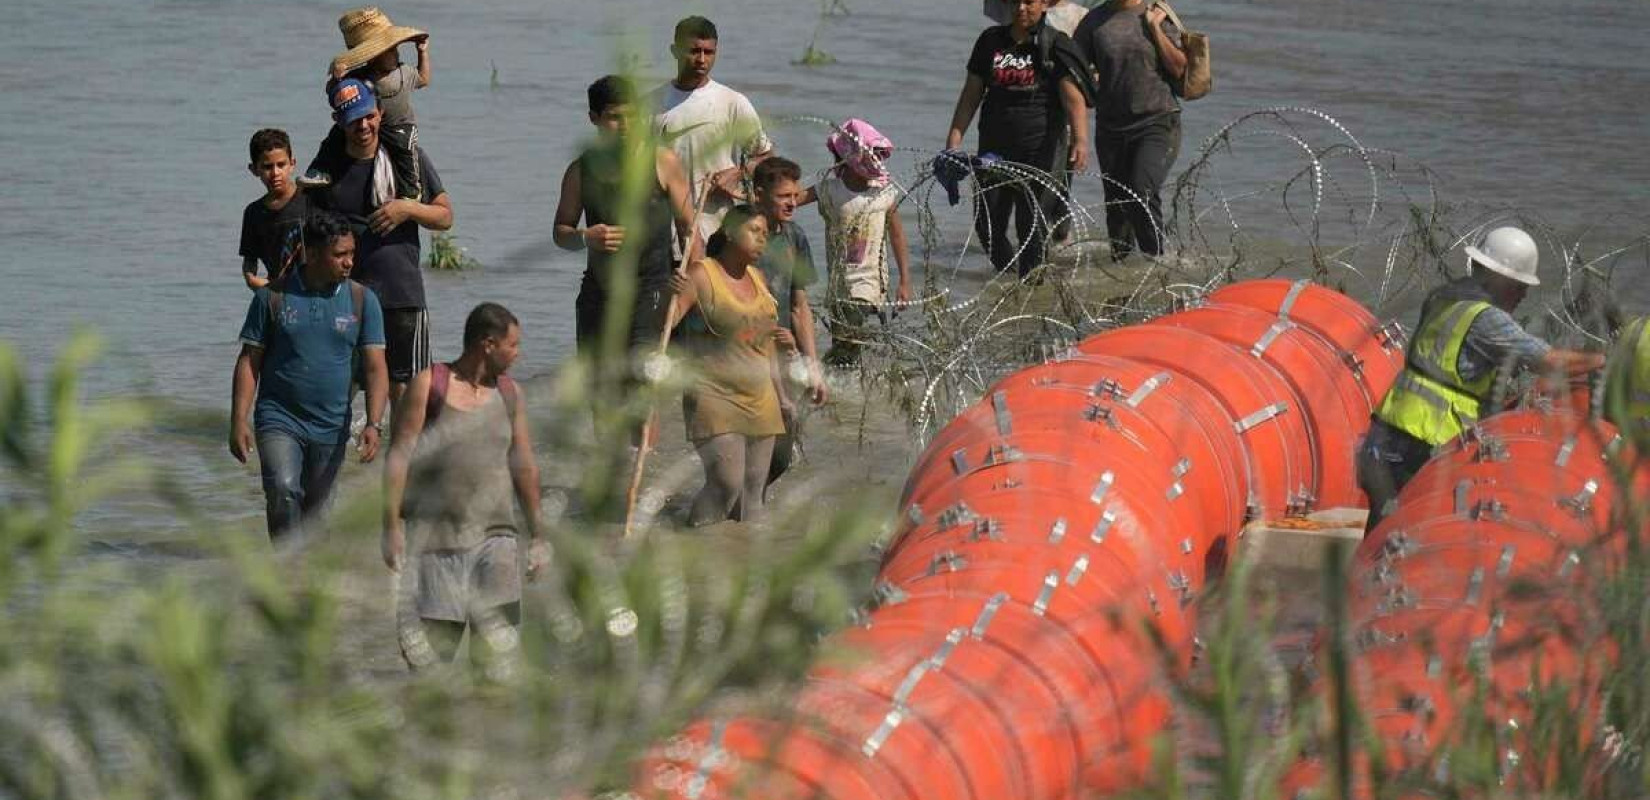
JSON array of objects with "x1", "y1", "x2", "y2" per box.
[{"x1": 239, "y1": 271, "x2": 386, "y2": 443}]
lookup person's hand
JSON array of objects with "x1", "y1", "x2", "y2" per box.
[
  {"x1": 329, "y1": 59, "x2": 349, "y2": 81},
  {"x1": 711, "y1": 167, "x2": 747, "y2": 201},
  {"x1": 382, "y1": 519, "x2": 405, "y2": 572},
  {"x1": 525, "y1": 538, "x2": 551, "y2": 582},
  {"x1": 1145, "y1": 4, "x2": 1168, "y2": 30},
  {"x1": 368, "y1": 199, "x2": 415, "y2": 234},
  {"x1": 668, "y1": 269, "x2": 692, "y2": 298},
  {"x1": 415, "y1": 35, "x2": 430, "y2": 51},
  {"x1": 229, "y1": 419, "x2": 255, "y2": 464},
  {"x1": 1069, "y1": 141, "x2": 1090, "y2": 173},
  {"x1": 896, "y1": 283, "x2": 913, "y2": 305},
  {"x1": 807, "y1": 361, "x2": 829, "y2": 406},
  {"x1": 771, "y1": 327, "x2": 797, "y2": 352},
  {"x1": 358, "y1": 424, "x2": 381, "y2": 463},
  {"x1": 583, "y1": 224, "x2": 625, "y2": 254}
]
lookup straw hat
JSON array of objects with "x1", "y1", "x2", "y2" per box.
[{"x1": 331, "y1": 7, "x2": 426, "y2": 74}]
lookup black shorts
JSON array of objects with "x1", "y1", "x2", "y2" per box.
[
  {"x1": 382, "y1": 308, "x2": 431, "y2": 383},
  {"x1": 574, "y1": 286, "x2": 671, "y2": 357}
]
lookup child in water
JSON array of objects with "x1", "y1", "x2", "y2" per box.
[
  {"x1": 298, "y1": 6, "x2": 430, "y2": 201},
  {"x1": 804, "y1": 119, "x2": 912, "y2": 367}
]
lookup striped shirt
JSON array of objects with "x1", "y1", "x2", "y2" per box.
[{"x1": 1418, "y1": 277, "x2": 1551, "y2": 383}]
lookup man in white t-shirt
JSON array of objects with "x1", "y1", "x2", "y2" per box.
[{"x1": 651, "y1": 16, "x2": 774, "y2": 243}]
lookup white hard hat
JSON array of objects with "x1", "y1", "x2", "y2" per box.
[{"x1": 1465, "y1": 226, "x2": 1540, "y2": 286}]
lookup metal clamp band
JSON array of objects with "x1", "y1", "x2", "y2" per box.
[
  {"x1": 863, "y1": 708, "x2": 905, "y2": 758},
  {"x1": 873, "y1": 581, "x2": 909, "y2": 607},
  {"x1": 937, "y1": 502, "x2": 976, "y2": 530},
  {"x1": 1454, "y1": 480, "x2": 1472, "y2": 516},
  {"x1": 1181, "y1": 538, "x2": 1194, "y2": 555},
  {"x1": 1033, "y1": 571, "x2": 1060, "y2": 616},
  {"x1": 1127, "y1": 372, "x2": 1171, "y2": 408},
  {"x1": 971, "y1": 593, "x2": 1008, "y2": 639},
  {"x1": 950, "y1": 449, "x2": 969, "y2": 475},
  {"x1": 1048, "y1": 517, "x2": 1068, "y2": 544},
  {"x1": 984, "y1": 444, "x2": 1022, "y2": 465},
  {"x1": 1496, "y1": 545, "x2": 1516, "y2": 579},
  {"x1": 1554, "y1": 437, "x2": 1577, "y2": 467},
  {"x1": 1559, "y1": 550, "x2": 1581, "y2": 579},
  {"x1": 927, "y1": 551, "x2": 967, "y2": 575},
  {"x1": 929, "y1": 628, "x2": 965, "y2": 669},
  {"x1": 1560, "y1": 479, "x2": 1600, "y2": 516},
  {"x1": 1166, "y1": 482, "x2": 1185, "y2": 500},
  {"x1": 1278, "y1": 279, "x2": 1310, "y2": 319},
  {"x1": 969, "y1": 518, "x2": 1003, "y2": 542},
  {"x1": 1251, "y1": 320, "x2": 1293, "y2": 358},
  {"x1": 906, "y1": 505, "x2": 924, "y2": 526},
  {"x1": 1093, "y1": 377, "x2": 1124, "y2": 399},
  {"x1": 1234, "y1": 402, "x2": 1289, "y2": 433},
  {"x1": 1065, "y1": 554, "x2": 1090, "y2": 587},
  {"x1": 1091, "y1": 471, "x2": 1116, "y2": 504},
  {"x1": 1173, "y1": 457, "x2": 1192, "y2": 478},
  {"x1": 685, "y1": 720, "x2": 728, "y2": 799},
  {"x1": 1465, "y1": 567, "x2": 1484, "y2": 605},
  {"x1": 991, "y1": 391, "x2": 1011, "y2": 435},
  {"x1": 891, "y1": 662, "x2": 930, "y2": 706},
  {"x1": 1091, "y1": 509, "x2": 1116, "y2": 543}
]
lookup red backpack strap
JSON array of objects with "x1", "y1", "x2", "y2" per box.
[{"x1": 424, "y1": 362, "x2": 452, "y2": 427}]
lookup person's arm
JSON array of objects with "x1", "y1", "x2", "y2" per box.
[
  {"x1": 888, "y1": 207, "x2": 912, "y2": 304},
  {"x1": 505, "y1": 382, "x2": 549, "y2": 579},
  {"x1": 381, "y1": 368, "x2": 430, "y2": 572},
  {"x1": 552, "y1": 161, "x2": 624, "y2": 253},
  {"x1": 668, "y1": 260, "x2": 706, "y2": 324},
  {"x1": 1144, "y1": 6, "x2": 1187, "y2": 82},
  {"x1": 1543, "y1": 348, "x2": 1608, "y2": 377},
  {"x1": 414, "y1": 38, "x2": 431, "y2": 88},
  {"x1": 368, "y1": 192, "x2": 452, "y2": 235},
  {"x1": 1059, "y1": 77, "x2": 1091, "y2": 173},
  {"x1": 660, "y1": 148, "x2": 703, "y2": 265},
  {"x1": 798, "y1": 185, "x2": 819, "y2": 207},
  {"x1": 359, "y1": 346, "x2": 388, "y2": 462},
  {"x1": 242, "y1": 257, "x2": 268, "y2": 290},
  {"x1": 946, "y1": 74, "x2": 988, "y2": 151},
  {"x1": 229, "y1": 345, "x2": 262, "y2": 463}
]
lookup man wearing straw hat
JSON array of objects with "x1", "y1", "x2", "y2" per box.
[
  {"x1": 299, "y1": 6, "x2": 432, "y2": 201},
  {"x1": 308, "y1": 76, "x2": 452, "y2": 406},
  {"x1": 1358, "y1": 226, "x2": 1605, "y2": 533}
]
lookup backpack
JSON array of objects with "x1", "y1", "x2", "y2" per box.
[
  {"x1": 424, "y1": 362, "x2": 520, "y2": 428},
  {"x1": 262, "y1": 276, "x2": 368, "y2": 375}
]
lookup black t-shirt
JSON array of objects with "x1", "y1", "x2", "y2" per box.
[
  {"x1": 967, "y1": 25, "x2": 1061, "y2": 154},
  {"x1": 310, "y1": 147, "x2": 445, "y2": 310},
  {"x1": 238, "y1": 192, "x2": 308, "y2": 280}
]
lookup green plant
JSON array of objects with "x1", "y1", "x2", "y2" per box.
[{"x1": 425, "y1": 231, "x2": 481, "y2": 271}]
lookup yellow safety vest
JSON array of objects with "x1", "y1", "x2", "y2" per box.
[
  {"x1": 1375, "y1": 300, "x2": 1496, "y2": 446},
  {"x1": 1605, "y1": 317, "x2": 1650, "y2": 435}
]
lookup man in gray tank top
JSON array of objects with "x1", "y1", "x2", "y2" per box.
[{"x1": 382, "y1": 303, "x2": 547, "y2": 677}]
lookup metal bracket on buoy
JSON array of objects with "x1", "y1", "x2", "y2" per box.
[
  {"x1": 969, "y1": 518, "x2": 1003, "y2": 542},
  {"x1": 1554, "y1": 437, "x2": 1577, "y2": 467},
  {"x1": 1470, "y1": 499, "x2": 1507, "y2": 522},
  {"x1": 1453, "y1": 480, "x2": 1472, "y2": 516},
  {"x1": 927, "y1": 551, "x2": 967, "y2": 576},
  {"x1": 1560, "y1": 479, "x2": 1600, "y2": 517},
  {"x1": 872, "y1": 581, "x2": 909, "y2": 608},
  {"x1": 1048, "y1": 517, "x2": 1068, "y2": 544},
  {"x1": 1066, "y1": 555, "x2": 1090, "y2": 587},
  {"x1": 1278, "y1": 279, "x2": 1309, "y2": 320},
  {"x1": 991, "y1": 391, "x2": 1012, "y2": 435},
  {"x1": 1234, "y1": 402, "x2": 1289, "y2": 433},
  {"x1": 1127, "y1": 372, "x2": 1171, "y2": 408},
  {"x1": 1465, "y1": 568, "x2": 1485, "y2": 605},
  {"x1": 937, "y1": 502, "x2": 976, "y2": 530},
  {"x1": 1496, "y1": 545, "x2": 1516, "y2": 578},
  {"x1": 1085, "y1": 402, "x2": 1122, "y2": 430},
  {"x1": 1032, "y1": 571, "x2": 1060, "y2": 616},
  {"x1": 1090, "y1": 471, "x2": 1116, "y2": 504},
  {"x1": 1167, "y1": 571, "x2": 1192, "y2": 605},
  {"x1": 1092, "y1": 377, "x2": 1124, "y2": 399},
  {"x1": 970, "y1": 593, "x2": 1008, "y2": 640},
  {"x1": 1473, "y1": 434, "x2": 1509, "y2": 463},
  {"x1": 1251, "y1": 320, "x2": 1293, "y2": 358},
  {"x1": 983, "y1": 444, "x2": 1023, "y2": 466},
  {"x1": 683, "y1": 720, "x2": 728, "y2": 800},
  {"x1": 1090, "y1": 510, "x2": 1117, "y2": 543},
  {"x1": 1559, "y1": 550, "x2": 1582, "y2": 579},
  {"x1": 1376, "y1": 319, "x2": 1409, "y2": 351},
  {"x1": 950, "y1": 449, "x2": 969, "y2": 475}
]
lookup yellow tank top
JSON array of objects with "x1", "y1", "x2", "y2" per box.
[{"x1": 682, "y1": 257, "x2": 786, "y2": 440}]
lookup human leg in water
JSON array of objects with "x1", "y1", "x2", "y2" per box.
[{"x1": 690, "y1": 434, "x2": 747, "y2": 526}]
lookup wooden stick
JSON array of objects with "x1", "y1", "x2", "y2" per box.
[{"x1": 622, "y1": 179, "x2": 713, "y2": 539}]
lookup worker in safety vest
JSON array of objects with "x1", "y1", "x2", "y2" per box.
[
  {"x1": 1605, "y1": 316, "x2": 1650, "y2": 440},
  {"x1": 1357, "y1": 226, "x2": 1606, "y2": 533}
]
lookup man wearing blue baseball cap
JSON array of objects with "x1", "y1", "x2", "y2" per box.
[{"x1": 306, "y1": 77, "x2": 453, "y2": 407}]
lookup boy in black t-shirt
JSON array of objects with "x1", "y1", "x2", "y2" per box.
[{"x1": 238, "y1": 129, "x2": 309, "y2": 290}]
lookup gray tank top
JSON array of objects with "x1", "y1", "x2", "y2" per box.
[{"x1": 404, "y1": 389, "x2": 518, "y2": 550}]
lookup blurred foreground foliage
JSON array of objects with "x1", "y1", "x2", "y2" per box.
[{"x1": 0, "y1": 332, "x2": 883, "y2": 798}]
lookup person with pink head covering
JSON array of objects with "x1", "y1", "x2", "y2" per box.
[{"x1": 803, "y1": 119, "x2": 912, "y2": 367}]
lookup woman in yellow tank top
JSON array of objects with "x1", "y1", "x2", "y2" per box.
[{"x1": 669, "y1": 205, "x2": 796, "y2": 525}]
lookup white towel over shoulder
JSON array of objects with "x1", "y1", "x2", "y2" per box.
[{"x1": 372, "y1": 147, "x2": 396, "y2": 208}]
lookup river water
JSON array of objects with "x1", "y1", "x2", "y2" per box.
[{"x1": 2, "y1": 0, "x2": 1646, "y2": 537}]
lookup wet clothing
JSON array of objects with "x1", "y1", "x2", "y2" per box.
[
  {"x1": 308, "y1": 146, "x2": 445, "y2": 310},
  {"x1": 817, "y1": 173, "x2": 900, "y2": 305},
  {"x1": 652, "y1": 79, "x2": 773, "y2": 243},
  {"x1": 681, "y1": 258, "x2": 786, "y2": 442},
  {"x1": 255, "y1": 429, "x2": 347, "y2": 543},
  {"x1": 755, "y1": 220, "x2": 818, "y2": 332},
  {"x1": 402, "y1": 376, "x2": 521, "y2": 552},
  {"x1": 1093, "y1": 112, "x2": 1180, "y2": 257},
  {"x1": 968, "y1": 25, "x2": 1066, "y2": 155},
  {"x1": 573, "y1": 143, "x2": 679, "y2": 357},
  {"x1": 238, "y1": 271, "x2": 386, "y2": 444},
  {"x1": 239, "y1": 191, "x2": 309, "y2": 281},
  {"x1": 405, "y1": 534, "x2": 521, "y2": 623},
  {"x1": 381, "y1": 307, "x2": 431, "y2": 384},
  {"x1": 1075, "y1": 3, "x2": 1182, "y2": 133}
]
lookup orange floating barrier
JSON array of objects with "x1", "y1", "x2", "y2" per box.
[{"x1": 637, "y1": 280, "x2": 1398, "y2": 800}]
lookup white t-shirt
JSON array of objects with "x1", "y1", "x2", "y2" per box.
[
  {"x1": 817, "y1": 172, "x2": 900, "y2": 304},
  {"x1": 983, "y1": 0, "x2": 1087, "y2": 36},
  {"x1": 651, "y1": 79, "x2": 773, "y2": 242}
]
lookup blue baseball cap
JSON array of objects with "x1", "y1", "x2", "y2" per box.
[{"x1": 329, "y1": 78, "x2": 377, "y2": 125}]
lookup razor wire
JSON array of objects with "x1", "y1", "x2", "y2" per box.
[{"x1": 772, "y1": 108, "x2": 1650, "y2": 441}]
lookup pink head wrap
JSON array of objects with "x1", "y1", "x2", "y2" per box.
[{"x1": 826, "y1": 118, "x2": 894, "y2": 186}]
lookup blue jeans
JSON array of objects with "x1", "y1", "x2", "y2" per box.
[
  {"x1": 1355, "y1": 418, "x2": 1435, "y2": 535},
  {"x1": 256, "y1": 430, "x2": 347, "y2": 542}
]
